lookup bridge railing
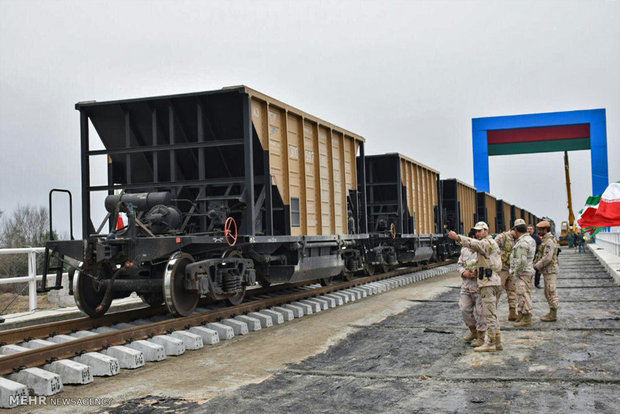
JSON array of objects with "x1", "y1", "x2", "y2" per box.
[
  {"x1": 0, "y1": 247, "x2": 48, "y2": 312},
  {"x1": 595, "y1": 231, "x2": 620, "y2": 257}
]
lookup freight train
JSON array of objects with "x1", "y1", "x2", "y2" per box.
[{"x1": 40, "y1": 86, "x2": 540, "y2": 318}]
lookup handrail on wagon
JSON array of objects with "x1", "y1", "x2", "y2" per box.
[{"x1": 49, "y1": 189, "x2": 74, "y2": 240}]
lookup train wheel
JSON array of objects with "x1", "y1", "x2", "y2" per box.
[
  {"x1": 226, "y1": 289, "x2": 246, "y2": 306},
  {"x1": 380, "y1": 264, "x2": 391, "y2": 274},
  {"x1": 320, "y1": 277, "x2": 334, "y2": 286},
  {"x1": 73, "y1": 263, "x2": 112, "y2": 318},
  {"x1": 163, "y1": 252, "x2": 199, "y2": 317},
  {"x1": 341, "y1": 270, "x2": 354, "y2": 281},
  {"x1": 363, "y1": 263, "x2": 375, "y2": 276},
  {"x1": 208, "y1": 287, "x2": 247, "y2": 306}
]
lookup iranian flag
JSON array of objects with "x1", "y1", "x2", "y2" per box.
[
  {"x1": 577, "y1": 195, "x2": 601, "y2": 228},
  {"x1": 594, "y1": 182, "x2": 620, "y2": 226},
  {"x1": 577, "y1": 182, "x2": 620, "y2": 229}
]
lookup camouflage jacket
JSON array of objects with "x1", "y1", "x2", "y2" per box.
[
  {"x1": 457, "y1": 246, "x2": 478, "y2": 293},
  {"x1": 509, "y1": 233, "x2": 536, "y2": 277},
  {"x1": 494, "y1": 231, "x2": 515, "y2": 271},
  {"x1": 458, "y1": 235, "x2": 501, "y2": 287},
  {"x1": 534, "y1": 233, "x2": 559, "y2": 274}
]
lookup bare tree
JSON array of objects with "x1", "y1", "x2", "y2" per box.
[
  {"x1": 0, "y1": 205, "x2": 49, "y2": 248},
  {"x1": 0, "y1": 205, "x2": 51, "y2": 282}
]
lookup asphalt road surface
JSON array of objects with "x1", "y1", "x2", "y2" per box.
[{"x1": 101, "y1": 249, "x2": 620, "y2": 413}]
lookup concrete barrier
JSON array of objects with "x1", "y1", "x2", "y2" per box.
[{"x1": 588, "y1": 244, "x2": 620, "y2": 285}]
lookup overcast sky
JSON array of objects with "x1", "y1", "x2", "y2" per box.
[{"x1": 1, "y1": 0, "x2": 619, "y2": 237}]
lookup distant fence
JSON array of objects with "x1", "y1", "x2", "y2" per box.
[
  {"x1": 0, "y1": 247, "x2": 48, "y2": 312},
  {"x1": 595, "y1": 231, "x2": 620, "y2": 257}
]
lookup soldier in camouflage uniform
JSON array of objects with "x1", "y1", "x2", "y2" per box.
[
  {"x1": 494, "y1": 228, "x2": 517, "y2": 320},
  {"x1": 457, "y1": 228, "x2": 487, "y2": 347},
  {"x1": 449, "y1": 221, "x2": 503, "y2": 352},
  {"x1": 534, "y1": 221, "x2": 560, "y2": 322},
  {"x1": 510, "y1": 219, "x2": 537, "y2": 327}
]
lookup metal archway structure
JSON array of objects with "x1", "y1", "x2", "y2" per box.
[{"x1": 472, "y1": 108, "x2": 608, "y2": 195}]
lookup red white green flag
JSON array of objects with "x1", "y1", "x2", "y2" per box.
[
  {"x1": 594, "y1": 182, "x2": 620, "y2": 226},
  {"x1": 577, "y1": 181, "x2": 620, "y2": 231},
  {"x1": 577, "y1": 195, "x2": 601, "y2": 229}
]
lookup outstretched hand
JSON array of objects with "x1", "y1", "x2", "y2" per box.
[
  {"x1": 448, "y1": 231, "x2": 459, "y2": 241},
  {"x1": 463, "y1": 270, "x2": 477, "y2": 278}
]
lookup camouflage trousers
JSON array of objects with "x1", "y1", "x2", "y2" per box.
[
  {"x1": 515, "y1": 272, "x2": 534, "y2": 315},
  {"x1": 480, "y1": 286, "x2": 500, "y2": 335},
  {"x1": 543, "y1": 272, "x2": 560, "y2": 309},
  {"x1": 459, "y1": 290, "x2": 487, "y2": 332},
  {"x1": 497, "y1": 269, "x2": 517, "y2": 308}
]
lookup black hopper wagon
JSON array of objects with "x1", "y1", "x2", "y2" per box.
[
  {"x1": 361, "y1": 153, "x2": 454, "y2": 272},
  {"x1": 41, "y1": 86, "x2": 370, "y2": 317}
]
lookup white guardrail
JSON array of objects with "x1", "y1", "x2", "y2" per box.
[
  {"x1": 0, "y1": 247, "x2": 48, "y2": 312},
  {"x1": 595, "y1": 231, "x2": 620, "y2": 257}
]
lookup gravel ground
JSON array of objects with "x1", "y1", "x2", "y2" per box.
[
  {"x1": 98, "y1": 250, "x2": 620, "y2": 413},
  {"x1": 0, "y1": 293, "x2": 57, "y2": 314}
]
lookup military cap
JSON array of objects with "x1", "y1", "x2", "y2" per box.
[
  {"x1": 536, "y1": 220, "x2": 551, "y2": 228},
  {"x1": 473, "y1": 221, "x2": 489, "y2": 230},
  {"x1": 513, "y1": 218, "x2": 526, "y2": 228}
]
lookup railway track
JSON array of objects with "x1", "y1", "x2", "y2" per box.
[
  {"x1": 0, "y1": 260, "x2": 456, "y2": 408},
  {"x1": 0, "y1": 278, "x2": 337, "y2": 346}
]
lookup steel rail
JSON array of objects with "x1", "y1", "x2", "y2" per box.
[
  {"x1": 0, "y1": 278, "x2": 327, "y2": 346},
  {"x1": 0, "y1": 260, "x2": 455, "y2": 376}
]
